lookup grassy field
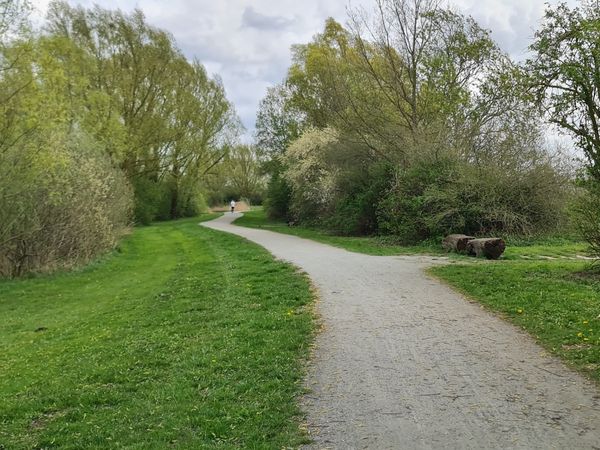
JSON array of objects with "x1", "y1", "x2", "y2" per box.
[
  {"x1": 0, "y1": 216, "x2": 314, "y2": 449},
  {"x1": 430, "y1": 262, "x2": 600, "y2": 382}
]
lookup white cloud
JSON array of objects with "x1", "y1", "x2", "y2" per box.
[{"x1": 29, "y1": 0, "x2": 579, "y2": 140}]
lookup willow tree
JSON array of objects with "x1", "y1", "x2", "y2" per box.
[
  {"x1": 45, "y1": 1, "x2": 239, "y2": 221},
  {"x1": 0, "y1": 8, "x2": 132, "y2": 277}
]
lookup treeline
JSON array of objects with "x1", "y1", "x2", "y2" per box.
[
  {"x1": 257, "y1": 0, "x2": 600, "y2": 255},
  {"x1": 0, "y1": 1, "x2": 241, "y2": 277}
]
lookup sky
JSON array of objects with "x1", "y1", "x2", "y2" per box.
[{"x1": 29, "y1": 0, "x2": 579, "y2": 141}]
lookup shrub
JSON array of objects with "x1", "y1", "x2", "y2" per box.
[
  {"x1": 0, "y1": 129, "x2": 133, "y2": 278},
  {"x1": 132, "y1": 177, "x2": 171, "y2": 225},
  {"x1": 281, "y1": 128, "x2": 340, "y2": 221},
  {"x1": 377, "y1": 157, "x2": 458, "y2": 243},
  {"x1": 377, "y1": 154, "x2": 570, "y2": 243},
  {"x1": 574, "y1": 181, "x2": 600, "y2": 259},
  {"x1": 325, "y1": 163, "x2": 393, "y2": 235},
  {"x1": 173, "y1": 176, "x2": 208, "y2": 218},
  {"x1": 264, "y1": 164, "x2": 293, "y2": 220}
]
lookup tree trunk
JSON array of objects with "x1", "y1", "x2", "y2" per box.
[
  {"x1": 442, "y1": 234, "x2": 475, "y2": 253},
  {"x1": 466, "y1": 238, "x2": 506, "y2": 260}
]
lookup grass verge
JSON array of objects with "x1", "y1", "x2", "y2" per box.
[
  {"x1": 234, "y1": 209, "x2": 442, "y2": 256},
  {"x1": 0, "y1": 215, "x2": 314, "y2": 449},
  {"x1": 502, "y1": 237, "x2": 589, "y2": 260},
  {"x1": 235, "y1": 209, "x2": 589, "y2": 260},
  {"x1": 429, "y1": 261, "x2": 600, "y2": 382}
]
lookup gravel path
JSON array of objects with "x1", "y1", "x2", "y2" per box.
[{"x1": 202, "y1": 214, "x2": 600, "y2": 449}]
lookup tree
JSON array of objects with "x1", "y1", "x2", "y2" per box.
[
  {"x1": 255, "y1": 83, "x2": 303, "y2": 157},
  {"x1": 282, "y1": 3, "x2": 505, "y2": 163},
  {"x1": 529, "y1": 0, "x2": 600, "y2": 180},
  {"x1": 45, "y1": 1, "x2": 240, "y2": 222},
  {"x1": 0, "y1": 32, "x2": 132, "y2": 277},
  {"x1": 226, "y1": 145, "x2": 266, "y2": 201},
  {"x1": 348, "y1": 0, "x2": 504, "y2": 153},
  {"x1": 0, "y1": 0, "x2": 240, "y2": 277},
  {"x1": 255, "y1": 83, "x2": 303, "y2": 218},
  {"x1": 0, "y1": 0, "x2": 29, "y2": 41},
  {"x1": 259, "y1": 0, "x2": 572, "y2": 240}
]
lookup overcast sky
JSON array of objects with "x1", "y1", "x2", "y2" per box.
[{"x1": 30, "y1": 0, "x2": 579, "y2": 141}]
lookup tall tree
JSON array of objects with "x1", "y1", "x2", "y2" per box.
[
  {"x1": 45, "y1": 1, "x2": 240, "y2": 221},
  {"x1": 529, "y1": 0, "x2": 600, "y2": 180},
  {"x1": 255, "y1": 83, "x2": 303, "y2": 157}
]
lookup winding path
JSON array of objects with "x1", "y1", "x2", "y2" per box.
[{"x1": 202, "y1": 213, "x2": 600, "y2": 449}]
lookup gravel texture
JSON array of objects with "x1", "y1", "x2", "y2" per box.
[{"x1": 203, "y1": 213, "x2": 600, "y2": 449}]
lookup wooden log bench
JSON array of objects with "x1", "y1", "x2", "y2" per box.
[
  {"x1": 442, "y1": 234, "x2": 475, "y2": 253},
  {"x1": 465, "y1": 238, "x2": 506, "y2": 260}
]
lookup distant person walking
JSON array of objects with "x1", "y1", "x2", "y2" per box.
[{"x1": 230, "y1": 199, "x2": 236, "y2": 213}]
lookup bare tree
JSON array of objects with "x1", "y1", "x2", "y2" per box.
[{"x1": 349, "y1": 0, "x2": 440, "y2": 135}]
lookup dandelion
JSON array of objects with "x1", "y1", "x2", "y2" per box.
[
  {"x1": 577, "y1": 332, "x2": 583, "y2": 337},
  {"x1": 517, "y1": 309, "x2": 523, "y2": 314},
  {"x1": 583, "y1": 320, "x2": 589, "y2": 324}
]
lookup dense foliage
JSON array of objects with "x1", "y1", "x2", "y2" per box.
[
  {"x1": 203, "y1": 144, "x2": 267, "y2": 206},
  {"x1": 0, "y1": 1, "x2": 240, "y2": 277},
  {"x1": 529, "y1": 0, "x2": 600, "y2": 258},
  {"x1": 44, "y1": 2, "x2": 240, "y2": 222},
  {"x1": 257, "y1": 0, "x2": 573, "y2": 243}
]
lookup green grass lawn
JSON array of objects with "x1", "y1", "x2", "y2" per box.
[
  {"x1": 235, "y1": 209, "x2": 589, "y2": 260},
  {"x1": 234, "y1": 209, "x2": 443, "y2": 256},
  {"x1": 430, "y1": 261, "x2": 600, "y2": 382},
  {"x1": 0, "y1": 216, "x2": 314, "y2": 449},
  {"x1": 502, "y1": 236, "x2": 589, "y2": 260}
]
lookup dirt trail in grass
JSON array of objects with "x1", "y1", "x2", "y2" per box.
[{"x1": 203, "y1": 214, "x2": 600, "y2": 449}]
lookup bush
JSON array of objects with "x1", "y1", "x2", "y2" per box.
[
  {"x1": 377, "y1": 155, "x2": 570, "y2": 244},
  {"x1": 0, "y1": 129, "x2": 133, "y2": 278},
  {"x1": 574, "y1": 181, "x2": 600, "y2": 259},
  {"x1": 325, "y1": 163, "x2": 393, "y2": 235},
  {"x1": 173, "y1": 176, "x2": 208, "y2": 218},
  {"x1": 264, "y1": 164, "x2": 293, "y2": 220},
  {"x1": 132, "y1": 177, "x2": 171, "y2": 224},
  {"x1": 377, "y1": 157, "x2": 458, "y2": 243},
  {"x1": 281, "y1": 128, "x2": 340, "y2": 221}
]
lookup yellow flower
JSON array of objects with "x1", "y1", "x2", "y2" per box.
[
  {"x1": 517, "y1": 309, "x2": 523, "y2": 314},
  {"x1": 583, "y1": 320, "x2": 589, "y2": 324},
  {"x1": 577, "y1": 332, "x2": 583, "y2": 337}
]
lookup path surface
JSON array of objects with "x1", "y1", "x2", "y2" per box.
[{"x1": 202, "y1": 214, "x2": 600, "y2": 450}]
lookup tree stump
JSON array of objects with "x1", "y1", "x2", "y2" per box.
[
  {"x1": 466, "y1": 238, "x2": 506, "y2": 259},
  {"x1": 442, "y1": 234, "x2": 475, "y2": 253}
]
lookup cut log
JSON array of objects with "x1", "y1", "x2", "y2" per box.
[
  {"x1": 466, "y1": 238, "x2": 506, "y2": 260},
  {"x1": 442, "y1": 234, "x2": 475, "y2": 253}
]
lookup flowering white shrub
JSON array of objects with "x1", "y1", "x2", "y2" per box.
[{"x1": 281, "y1": 128, "x2": 341, "y2": 219}]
